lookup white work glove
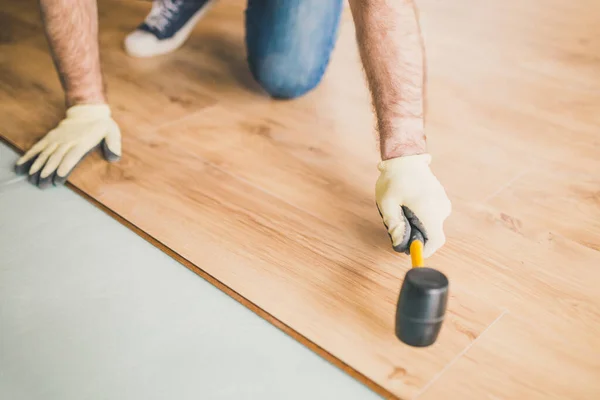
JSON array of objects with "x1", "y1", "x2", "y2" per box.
[
  {"x1": 14, "y1": 103, "x2": 121, "y2": 188},
  {"x1": 375, "y1": 153, "x2": 451, "y2": 258}
]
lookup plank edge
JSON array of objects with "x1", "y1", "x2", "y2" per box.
[{"x1": 0, "y1": 135, "x2": 400, "y2": 400}]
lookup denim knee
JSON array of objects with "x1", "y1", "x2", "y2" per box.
[
  {"x1": 245, "y1": 0, "x2": 344, "y2": 99},
  {"x1": 248, "y1": 54, "x2": 326, "y2": 99}
]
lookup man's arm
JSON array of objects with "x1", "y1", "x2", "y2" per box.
[
  {"x1": 348, "y1": 0, "x2": 426, "y2": 160},
  {"x1": 15, "y1": 0, "x2": 120, "y2": 188},
  {"x1": 349, "y1": 0, "x2": 451, "y2": 258},
  {"x1": 39, "y1": 0, "x2": 106, "y2": 106}
]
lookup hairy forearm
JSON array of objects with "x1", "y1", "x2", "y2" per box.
[
  {"x1": 39, "y1": 0, "x2": 105, "y2": 106},
  {"x1": 349, "y1": 0, "x2": 426, "y2": 160}
]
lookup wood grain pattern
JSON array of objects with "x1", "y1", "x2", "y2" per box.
[
  {"x1": 418, "y1": 313, "x2": 600, "y2": 400},
  {"x1": 1, "y1": 0, "x2": 599, "y2": 398}
]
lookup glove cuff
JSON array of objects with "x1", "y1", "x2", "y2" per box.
[
  {"x1": 66, "y1": 103, "x2": 112, "y2": 120},
  {"x1": 377, "y1": 153, "x2": 432, "y2": 172}
]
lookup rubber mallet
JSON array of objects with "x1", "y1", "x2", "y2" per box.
[{"x1": 395, "y1": 229, "x2": 449, "y2": 347}]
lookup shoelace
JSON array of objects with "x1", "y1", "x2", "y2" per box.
[{"x1": 145, "y1": 0, "x2": 185, "y2": 33}]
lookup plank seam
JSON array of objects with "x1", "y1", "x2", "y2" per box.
[
  {"x1": 483, "y1": 170, "x2": 531, "y2": 202},
  {"x1": 148, "y1": 103, "x2": 221, "y2": 133},
  {"x1": 412, "y1": 309, "x2": 509, "y2": 400}
]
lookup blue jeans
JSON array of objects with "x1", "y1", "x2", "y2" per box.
[{"x1": 245, "y1": 0, "x2": 344, "y2": 99}]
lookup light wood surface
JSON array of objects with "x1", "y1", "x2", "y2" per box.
[{"x1": 1, "y1": 0, "x2": 599, "y2": 398}]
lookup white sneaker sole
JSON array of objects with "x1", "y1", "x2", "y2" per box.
[{"x1": 124, "y1": 0, "x2": 216, "y2": 58}]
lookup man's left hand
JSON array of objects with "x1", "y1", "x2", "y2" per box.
[{"x1": 15, "y1": 103, "x2": 121, "y2": 188}]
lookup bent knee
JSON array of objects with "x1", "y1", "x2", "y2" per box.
[{"x1": 248, "y1": 54, "x2": 325, "y2": 99}]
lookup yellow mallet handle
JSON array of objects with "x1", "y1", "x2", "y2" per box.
[{"x1": 410, "y1": 239, "x2": 424, "y2": 268}]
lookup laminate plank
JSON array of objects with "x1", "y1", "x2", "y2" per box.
[
  {"x1": 486, "y1": 169, "x2": 600, "y2": 251},
  {"x1": 417, "y1": 313, "x2": 600, "y2": 400},
  {"x1": 0, "y1": 10, "x2": 40, "y2": 44},
  {"x1": 66, "y1": 125, "x2": 502, "y2": 400},
  {"x1": 0, "y1": 40, "x2": 217, "y2": 149},
  {"x1": 140, "y1": 104, "x2": 600, "y2": 395},
  {"x1": 438, "y1": 200, "x2": 600, "y2": 351},
  {"x1": 141, "y1": 104, "x2": 531, "y2": 254},
  {"x1": 418, "y1": 0, "x2": 600, "y2": 177}
]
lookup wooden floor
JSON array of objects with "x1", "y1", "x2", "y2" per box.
[{"x1": 2, "y1": 0, "x2": 600, "y2": 398}]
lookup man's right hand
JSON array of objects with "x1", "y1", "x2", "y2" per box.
[
  {"x1": 375, "y1": 153, "x2": 452, "y2": 258},
  {"x1": 15, "y1": 103, "x2": 121, "y2": 188}
]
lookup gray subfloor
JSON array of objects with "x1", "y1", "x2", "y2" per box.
[{"x1": 0, "y1": 142, "x2": 379, "y2": 400}]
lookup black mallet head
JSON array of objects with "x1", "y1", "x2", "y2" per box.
[{"x1": 395, "y1": 266, "x2": 449, "y2": 347}]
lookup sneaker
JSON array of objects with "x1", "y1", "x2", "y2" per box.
[{"x1": 124, "y1": 0, "x2": 216, "y2": 57}]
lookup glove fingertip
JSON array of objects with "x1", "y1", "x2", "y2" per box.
[
  {"x1": 14, "y1": 157, "x2": 34, "y2": 175},
  {"x1": 402, "y1": 205, "x2": 429, "y2": 242},
  {"x1": 54, "y1": 162, "x2": 75, "y2": 187},
  {"x1": 423, "y1": 234, "x2": 446, "y2": 258},
  {"x1": 27, "y1": 169, "x2": 41, "y2": 187},
  {"x1": 38, "y1": 173, "x2": 54, "y2": 189},
  {"x1": 390, "y1": 212, "x2": 411, "y2": 253},
  {"x1": 101, "y1": 139, "x2": 121, "y2": 162},
  {"x1": 393, "y1": 241, "x2": 411, "y2": 254},
  {"x1": 53, "y1": 172, "x2": 68, "y2": 186},
  {"x1": 376, "y1": 201, "x2": 413, "y2": 253}
]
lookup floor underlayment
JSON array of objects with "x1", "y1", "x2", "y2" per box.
[
  {"x1": 0, "y1": 143, "x2": 379, "y2": 400},
  {"x1": 1, "y1": 0, "x2": 600, "y2": 398}
]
